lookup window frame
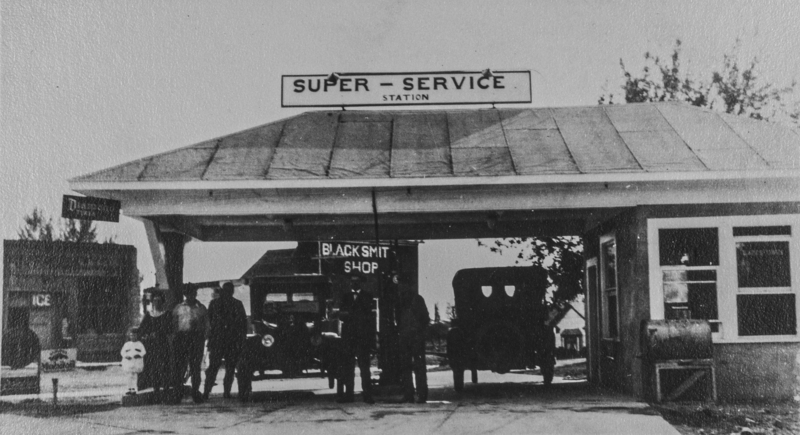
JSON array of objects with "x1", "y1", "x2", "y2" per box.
[
  {"x1": 657, "y1": 227, "x2": 721, "y2": 332},
  {"x1": 734, "y1": 233, "x2": 796, "y2": 336},
  {"x1": 600, "y1": 234, "x2": 620, "y2": 340},
  {"x1": 648, "y1": 214, "x2": 800, "y2": 343}
]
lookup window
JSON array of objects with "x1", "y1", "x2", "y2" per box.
[
  {"x1": 266, "y1": 293, "x2": 288, "y2": 302},
  {"x1": 600, "y1": 236, "x2": 619, "y2": 339},
  {"x1": 735, "y1": 228, "x2": 796, "y2": 336},
  {"x1": 292, "y1": 292, "x2": 315, "y2": 302},
  {"x1": 649, "y1": 216, "x2": 800, "y2": 342},
  {"x1": 659, "y1": 228, "x2": 720, "y2": 331}
]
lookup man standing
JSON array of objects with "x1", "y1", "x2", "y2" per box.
[
  {"x1": 172, "y1": 286, "x2": 209, "y2": 403},
  {"x1": 203, "y1": 282, "x2": 247, "y2": 400},
  {"x1": 338, "y1": 274, "x2": 375, "y2": 404},
  {"x1": 396, "y1": 275, "x2": 430, "y2": 403}
]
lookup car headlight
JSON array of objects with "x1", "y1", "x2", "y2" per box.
[{"x1": 261, "y1": 334, "x2": 275, "y2": 348}]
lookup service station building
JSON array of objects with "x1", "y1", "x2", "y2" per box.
[{"x1": 69, "y1": 102, "x2": 800, "y2": 401}]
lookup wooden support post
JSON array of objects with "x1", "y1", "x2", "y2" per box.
[{"x1": 139, "y1": 218, "x2": 188, "y2": 308}]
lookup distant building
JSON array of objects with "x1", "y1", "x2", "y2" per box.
[
  {"x1": 3, "y1": 240, "x2": 139, "y2": 362},
  {"x1": 554, "y1": 300, "x2": 585, "y2": 352}
]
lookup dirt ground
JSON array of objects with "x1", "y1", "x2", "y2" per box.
[
  {"x1": 653, "y1": 401, "x2": 800, "y2": 435},
  {"x1": 3, "y1": 359, "x2": 798, "y2": 435}
]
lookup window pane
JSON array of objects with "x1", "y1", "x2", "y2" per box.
[
  {"x1": 687, "y1": 270, "x2": 716, "y2": 281},
  {"x1": 659, "y1": 228, "x2": 719, "y2": 266},
  {"x1": 688, "y1": 283, "x2": 718, "y2": 320},
  {"x1": 607, "y1": 294, "x2": 618, "y2": 337},
  {"x1": 266, "y1": 293, "x2": 288, "y2": 302},
  {"x1": 663, "y1": 270, "x2": 717, "y2": 321},
  {"x1": 602, "y1": 241, "x2": 616, "y2": 289},
  {"x1": 737, "y1": 294, "x2": 797, "y2": 335},
  {"x1": 292, "y1": 292, "x2": 314, "y2": 302},
  {"x1": 663, "y1": 281, "x2": 688, "y2": 303},
  {"x1": 733, "y1": 226, "x2": 791, "y2": 237},
  {"x1": 736, "y1": 241, "x2": 791, "y2": 288}
]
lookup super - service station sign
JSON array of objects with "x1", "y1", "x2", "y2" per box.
[{"x1": 282, "y1": 71, "x2": 531, "y2": 107}]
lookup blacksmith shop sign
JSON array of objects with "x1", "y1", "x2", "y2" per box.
[
  {"x1": 282, "y1": 71, "x2": 531, "y2": 107},
  {"x1": 318, "y1": 241, "x2": 391, "y2": 275},
  {"x1": 62, "y1": 195, "x2": 120, "y2": 222}
]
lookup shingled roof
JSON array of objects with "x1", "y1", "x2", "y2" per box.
[{"x1": 71, "y1": 103, "x2": 800, "y2": 185}]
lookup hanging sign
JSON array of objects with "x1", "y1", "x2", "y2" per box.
[
  {"x1": 282, "y1": 71, "x2": 531, "y2": 107},
  {"x1": 61, "y1": 195, "x2": 120, "y2": 222},
  {"x1": 318, "y1": 241, "x2": 392, "y2": 275}
]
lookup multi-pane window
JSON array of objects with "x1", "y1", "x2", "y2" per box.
[
  {"x1": 600, "y1": 237, "x2": 619, "y2": 339},
  {"x1": 659, "y1": 228, "x2": 720, "y2": 331},
  {"x1": 651, "y1": 218, "x2": 799, "y2": 341},
  {"x1": 734, "y1": 226, "x2": 796, "y2": 336}
]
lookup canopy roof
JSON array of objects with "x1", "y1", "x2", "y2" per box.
[{"x1": 70, "y1": 103, "x2": 800, "y2": 242}]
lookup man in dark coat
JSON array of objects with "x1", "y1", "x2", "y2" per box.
[
  {"x1": 337, "y1": 274, "x2": 375, "y2": 404},
  {"x1": 396, "y1": 275, "x2": 430, "y2": 403},
  {"x1": 203, "y1": 282, "x2": 247, "y2": 400}
]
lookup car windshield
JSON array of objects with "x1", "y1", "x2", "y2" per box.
[
  {"x1": 293, "y1": 292, "x2": 314, "y2": 302},
  {"x1": 266, "y1": 293, "x2": 288, "y2": 302}
]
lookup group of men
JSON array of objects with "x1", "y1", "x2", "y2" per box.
[
  {"x1": 338, "y1": 274, "x2": 430, "y2": 405},
  {"x1": 170, "y1": 274, "x2": 430, "y2": 405},
  {"x1": 171, "y1": 282, "x2": 247, "y2": 403}
]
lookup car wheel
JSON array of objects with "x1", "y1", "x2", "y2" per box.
[{"x1": 453, "y1": 367, "x2": 464, "y2": 392}]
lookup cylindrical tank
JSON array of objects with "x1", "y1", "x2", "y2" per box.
[{"x1": 641, "y1": 320, "x2": 713, "y2": 361}]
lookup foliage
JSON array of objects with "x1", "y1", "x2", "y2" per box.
[
  {"x1": 446, "y1": 302, "x2": 457, "y2": 321},
  {"x1": 16, "y1": 207, "x2": 55, "y2": 241},
  {"x1": 433, "y1": 303, "x2": 440, "y2": 323},
  {"x1": 426, "y1": 321, "x2": 449, "y2": 353},
  {"x1": 61, "y1": 218, "x2": 98, "y2": 243},
  {"x1": 599, "y1": 39, "x2": 799, "y2": 126},
  {"x1": 478, "y1": 236, "x2": 584, "y2": 306},
  {"x1": 17, "y1": 207, "x2": 105, "y2": 243}
]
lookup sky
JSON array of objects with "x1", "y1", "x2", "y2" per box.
[{"x1": 2, "y1": 0, "x2": 800, "y2": 314}]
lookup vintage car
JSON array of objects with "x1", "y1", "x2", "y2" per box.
[
  {"x1": 446, "y1": 267, "x2": 556, "y2": 391},
  {"x1": 236, "y1": 275, "x2": 344, "y2": 399}
]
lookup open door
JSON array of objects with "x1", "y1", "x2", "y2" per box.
[{"x1": 585, "y1": 257, "x2": 599, "y2": 384}]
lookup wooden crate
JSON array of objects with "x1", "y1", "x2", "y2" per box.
[{"x1": 654, "y1": 359, "x2": 716, "y2": 402}]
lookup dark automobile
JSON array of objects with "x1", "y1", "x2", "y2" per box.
[
  {"x1": 446, "y1": 267, "x2": 556, "y2": 391},
  {"x1": 236, "y1": 275, "x2": 344, "y2": 398}
]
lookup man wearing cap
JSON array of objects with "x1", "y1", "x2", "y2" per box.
[{"x1": 337, "y1": 274, "x2": 375, "y2": 404}]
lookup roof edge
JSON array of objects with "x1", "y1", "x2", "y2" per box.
[{"x1": 70, "y1": 168, "x2": 800, "y2": 192}]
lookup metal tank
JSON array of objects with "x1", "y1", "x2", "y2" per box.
[{"x1": 641, "y1": 319, "x2": 713, "y2": 362}]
